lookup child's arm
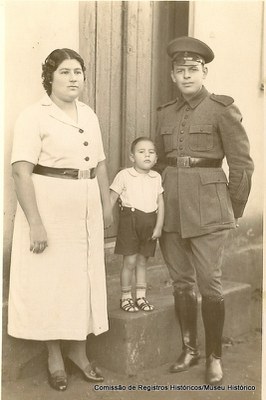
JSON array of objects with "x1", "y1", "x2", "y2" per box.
[
  {"x1": 110, "y1": 189, "x2": 120, "y2": 209},
  {"x1": 151, "y1": 193, "x2": 164, "y2": 240}
]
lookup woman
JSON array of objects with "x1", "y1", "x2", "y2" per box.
[{"x1": 8, "y1": 49, "x2": 112, "y2": 391}]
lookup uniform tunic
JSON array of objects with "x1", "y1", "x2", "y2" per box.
[
  {"x1": 8, "y1": 95, "x2": 109, "y2": 340},
  {"x1": 155, "y1": 86, "x2": 254, "y2": 238}
]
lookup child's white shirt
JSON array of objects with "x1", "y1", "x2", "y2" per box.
[{"x1": 110, "y1": 167, "x2": 164, "y2": 213}]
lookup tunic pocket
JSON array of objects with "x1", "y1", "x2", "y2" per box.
[
  {"x1": 189, "y1": 124, "x2": 214, "y2": 151},
  {"x1": 161, "y1": 126, "x2": 174, "y2": 152},
  {"x1": 199, "y1": 170, "x2": 234, "y2": 226}
]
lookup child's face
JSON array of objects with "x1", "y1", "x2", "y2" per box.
[
  {"x1": 130, "y1": 140, "x2": 157, "y2": 173},
  {"x1": 171, "y1": 63, "x2": 208, "y2": 99}
]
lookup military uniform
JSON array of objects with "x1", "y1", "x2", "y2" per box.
[
  {"x1": 156, "y1": 86, "x2": 253, "y2": 238},
  {"x1": 156, "y1": 36, "x2": 254, "y2": 384}
]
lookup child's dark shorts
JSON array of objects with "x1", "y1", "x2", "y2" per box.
[{"x1": 115, "y1": 206, "x2": 157, "y2": 257}]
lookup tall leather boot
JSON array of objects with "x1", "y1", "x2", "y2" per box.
[
  {"x1": 170, "y1": 289, "x2": 200, "y2": 373},
  {"x1": 201, "y1": 296, "x2": 225, "y2": 385}
]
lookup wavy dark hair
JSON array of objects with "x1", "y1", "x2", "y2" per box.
[{"x1": 42, "y1": 48, "x2": 86, "y2": 96}]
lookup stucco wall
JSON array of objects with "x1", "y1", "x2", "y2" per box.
[
  {"x1": 3, "y1": 1, "x2": 79, "y2": 298},
  {"x1": 190, "y1": 1, "x2": 264, "y2": 222}
]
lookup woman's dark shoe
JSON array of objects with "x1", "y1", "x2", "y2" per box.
[
  {"x1": 66, "y1": 357, "x2": 104, "y2": 382},
  {"x1": 47, "y1": 368, "x2": 67, "y2": 391}
]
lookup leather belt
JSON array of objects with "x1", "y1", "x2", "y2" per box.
[
  {"x1": 33, "y1": 164, "x2": 96, "y2": 179},
  {"x1": 166, "y1": 156, "x2": 222, "y2": 168}
]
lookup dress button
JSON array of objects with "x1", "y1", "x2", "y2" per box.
[
  {"x1": 180, "y1": 130, "x2": 184, "y2": 134},
  {"x1": 131, "y1": 207, "x2": 135, "y2": 212},
  {"x1": 186, "y1": 107, "x2": 190, "y2": 111},
  {"x1": 184, "y1": 115, "x2": 189, "y2": 119},
  {"x1": 181, "y1": 122, "x2": 186, "y2": 126},
  {"x1": 200, "y1": 128, "x2": 203, "y2": 132},
  {"x1": 180, "y1": 153, "x2": 185, "y2": 157},
  {"x1": 180, "y1": 138, "x2": 184, "y2": 142},
  {"x1": 179, "y1": 146, "x2": 183, "y2": 150},
  {"x1": 79, "y1": 128, "x2": 84, "y2": 133},
  {"x1": 84, "y1": 156, "x2": 90, "y2": 161},
  {"x1": 83, "y1": 141, "x2": 88, "y2": 146}
]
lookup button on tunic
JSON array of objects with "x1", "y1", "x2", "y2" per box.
[{"x1": 8, "y1": 95, "x2": 108, "y2": 340}]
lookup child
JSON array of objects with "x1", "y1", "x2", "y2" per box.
[{"x1": 110, "y1": 137, "x2": 164, "y2": 312}]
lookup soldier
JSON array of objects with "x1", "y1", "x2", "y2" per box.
[{"x1": 155, "y1": 36, "x2": 254, "y2": 384}]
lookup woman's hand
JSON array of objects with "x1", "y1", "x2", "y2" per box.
[
  {"x1": 12, "y1": 162, "x2": 48, "y2": 253},
  {"x1": 96, "y1": 160, "x2": 113, "y2": 230},
  {"x1": 30, "y1": 223, "x2": 48, "y2": 253}
]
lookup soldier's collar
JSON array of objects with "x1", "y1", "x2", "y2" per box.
[{"x1": 176, "y1": 86, "x2": 208, "y2": 110}]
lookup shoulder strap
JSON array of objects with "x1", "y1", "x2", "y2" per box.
[
  {"x1": 210, "y1": 94, "x2": 234, "y2": 106},
  {"x1": 157, "y1": 98, "x2": 178, "y2": 111}
]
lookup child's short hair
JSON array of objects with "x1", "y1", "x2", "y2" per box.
[{"x1": 130, "y1": 136, "x2": 156, "y2": 154}]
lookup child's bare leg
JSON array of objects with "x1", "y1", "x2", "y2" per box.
[
  {"x1": 136, "y1": 254, "x2": 154, "y2": 311},
  {"x1": 120, "y1": 254, "x2": 138, "y2": 312}
]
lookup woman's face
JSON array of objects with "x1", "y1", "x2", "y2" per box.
[{"x1": 50, "y1": 59, "x2": 85, "y2": 102}]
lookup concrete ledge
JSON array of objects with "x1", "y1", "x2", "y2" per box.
[
  {"x1": 87, "y1": 280, "x2": 251, "y2": 376},
  {"x1": 2, "y1": 280, "x2": 251, "y2": 380}
]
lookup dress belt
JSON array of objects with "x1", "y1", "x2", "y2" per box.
[
  {"x1": 166, "y1": 156, "x2": 223, "y2": 168},
  {"x1": 33, "y1": 164, "x2": 96, "y2": 179}
]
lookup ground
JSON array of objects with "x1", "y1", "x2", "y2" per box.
[{"x1": 2, "y1": 330, "x2": 262, "y2": 400}]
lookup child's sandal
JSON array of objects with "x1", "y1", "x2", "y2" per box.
[
  {"x1": 120, "y1": 298, "x2": 139, "y2": 312},
  {"x1": 136, "y1": 297, "x2": 154, "y2": 312}
]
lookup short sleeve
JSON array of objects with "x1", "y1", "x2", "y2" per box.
[
  {"x1": 157, "y1": 174, "x2": 164, "y2": 195},
  {"x1": 11, "y1": 107, "x2": 42, "y2": 165},
  {"x1": 110, "y1": 170, "x2": 125, "y2": 195}
]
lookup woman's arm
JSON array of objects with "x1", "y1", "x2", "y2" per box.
[
  {"x1": 151, "y1": 193, "x2": 165, "y2": 240},
  {"x1": 12, "y1": 161, "x2": 48, "y2": 253},
  {"x1": 96, "y1": 160, "x2": 113, "y2": 228}
]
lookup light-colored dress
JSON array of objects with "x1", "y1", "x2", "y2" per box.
[{"x1": 8, "y1": 95, "x2": 109, "y2": 340}]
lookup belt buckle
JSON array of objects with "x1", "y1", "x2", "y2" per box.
[
  {"x1": 78, "y1": 169, "x2": 91, "y2": 179},
  {"x1": 177, "y1": 156, "x2": 190, "y2": 168}
]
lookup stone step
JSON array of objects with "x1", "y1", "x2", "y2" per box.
[
  {"x1": 2, "y1": 256, "x2": 253, "y2": 381},
  {"x1": 87, "y1": 280, "x2": 251, "y2": 376}
]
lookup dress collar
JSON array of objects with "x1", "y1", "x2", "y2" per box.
[
  {"x1": 39, "y1": 94, "x2": 85, "y2": 127},
  {"x1": 176, "y1": 86, "x2": 209, "y2": 110},
  {"x1": 127, "y1": 167, "x2": 158, "y2": 178},
  {"x1": 40, "y1": 93, "x2": 85, "y2": 108}
]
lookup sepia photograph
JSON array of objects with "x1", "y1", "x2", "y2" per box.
[{"x1": 2, "y1": 1, "x2": 264, "y2": 399}]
